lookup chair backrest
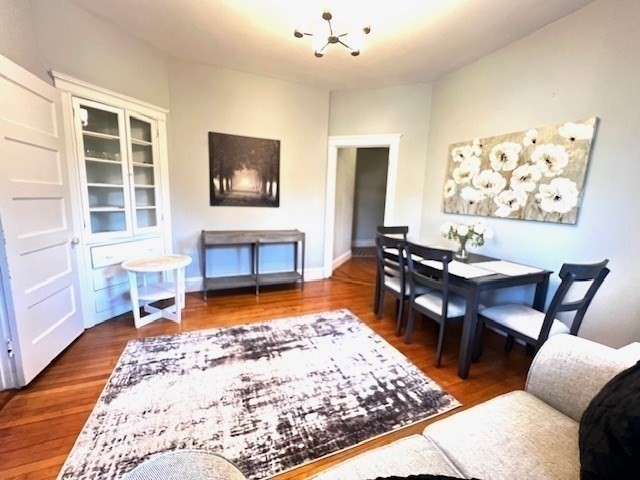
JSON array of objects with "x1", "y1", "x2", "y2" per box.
[
  {"x1": 376, "y1": 225, "x2": 409, "y2": 241},
  {"x1": 539, "y1": 259, "x2": 610, "y2": 346},
  {"x1": 406, "y1": 243, "x2": 454, "y2": 319},
  {"x1": 375, "y1": 234, "x2": 406, "y2": 285}
]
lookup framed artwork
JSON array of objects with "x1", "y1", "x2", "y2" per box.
[
  {"x1": 209, "y1": 132, "x2": 280, "y2": 207},
  {"x1": 442, "y1": 117, "x2": 598, "y2": 224}
]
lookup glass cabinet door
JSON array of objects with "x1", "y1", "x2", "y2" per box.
[
  {"x1": 127, "y1": 113, "x2": 160, "y2": 234},
  {"x1": 74, "y1": 99, "x2": 131, "y2": 238}
]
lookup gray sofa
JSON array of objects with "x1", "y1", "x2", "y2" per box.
[{"x1": 312, "y1": 334, "x2": 639, "y2": 480}]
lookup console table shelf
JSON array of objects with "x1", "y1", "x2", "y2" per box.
[{"x1": 201, "y1": 230, "x2": 305, "y2": 299}]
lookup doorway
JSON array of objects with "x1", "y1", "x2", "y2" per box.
[
  {"x1": 324, "y1": 134, "x2": 401, "y2": 277},
  {"x1": 333, "y1": 147, "x2": 389, "y2": 270}
]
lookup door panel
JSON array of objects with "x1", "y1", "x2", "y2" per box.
[{"x1": 0, "y1": 55, "x2": 84, "y2": 386}]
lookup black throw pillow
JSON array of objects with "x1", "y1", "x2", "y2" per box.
[{"x1": 579, "y1": 360, "x2": 640, "y2": 479}]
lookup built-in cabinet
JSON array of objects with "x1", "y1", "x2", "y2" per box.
[
  {"x1": 53, "y1": 72, "x2": 172, "y2": 327},
  {"x1": 74, "y1": 99, "x2": 162, "y2": 239}
]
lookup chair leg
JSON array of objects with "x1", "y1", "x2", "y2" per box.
[
  {"x1": 376, "y1": 288, "x2": 385, "y2": 320},
  {"x1": 373, "y1": 273, "x2": 381, "y2": 315},
  {"x1": 504, "y1": 335, "x2": 515, "y2": 353},
  {"x1": 404, "y1": 308, "x2": 416, "y2": 344},
  {"x1": 472, "y1": 320, "x2": 484, "y2": 362},
  {"x1": 395, "y1": 298, "x2": 405, "y2": 336},
  {"x1": 435, "y1": 320, "x2": 446, "y2": 368}
]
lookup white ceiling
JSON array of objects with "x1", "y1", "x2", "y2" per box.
[{"x1": 71, "y1": 0, "x2": 595, "y2": 90}]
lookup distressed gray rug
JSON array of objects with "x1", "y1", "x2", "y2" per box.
[{"x1": 58, "y1": 309, "x2": 460, "y2": 480}]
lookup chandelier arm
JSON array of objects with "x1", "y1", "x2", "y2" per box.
[
  {"x1": 318, "y1": 41, "x2": 330, "y2": 53},
  {"x1": 327, "y1": 19, "x2": 334, "y2": 36},
  {"x1": 337, "y1": 39, "x2": 353, "y2": 50},
  {"x1": 337, "y1": 33, "x2": 349, "y2": 38}
]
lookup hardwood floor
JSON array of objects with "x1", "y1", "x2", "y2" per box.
[{"x1": 0, "y1": 257, "x2": 532, "y2": 479}]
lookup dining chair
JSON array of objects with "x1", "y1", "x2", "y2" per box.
[
  {"x1": 474, "y1": 259, "x2": 610, "y2": 358},
  {"x1": 375, "y1": 225, "x2": 409, "y2": 240},
  {"x1": 373, "y1": 225, "x2": 409, "y2": 315},
  {"x1": 375, "y1": 234, "x2": 424, "y2": 335},
  {"x1": 405, "y1": 243, "x2": 470, "y2": 367}
]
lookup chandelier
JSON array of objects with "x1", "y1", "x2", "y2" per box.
[{"x1": 294, "y1": 11, "x2": 371, "y2": 58}]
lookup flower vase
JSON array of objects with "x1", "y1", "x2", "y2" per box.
[{"x1": 455, "y1": 239, "x2": 469, "y2": 262}]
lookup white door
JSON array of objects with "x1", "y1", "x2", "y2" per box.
[{"x1": 0, "y1": 55, "x2": 84, "y2": 386}]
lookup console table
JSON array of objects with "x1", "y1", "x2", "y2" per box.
[{"x1": 201, "y1": 230, "x2": 305, "y2": 299}]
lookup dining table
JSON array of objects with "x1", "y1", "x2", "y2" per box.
[{"x1": 415, "y1": 250, "x2": 552, "y2": 379}]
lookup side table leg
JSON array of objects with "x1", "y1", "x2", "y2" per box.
[
  {"x1": 174, "y1": 266, "x2": 183, "y2": 323},
  {"x1": 127, "y1": 271, "x2": 142, "y2": 328}
]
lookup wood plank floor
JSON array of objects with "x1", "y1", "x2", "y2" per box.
[{"x1": 0, "y1": 257, "x2": 532, "y2": 479}]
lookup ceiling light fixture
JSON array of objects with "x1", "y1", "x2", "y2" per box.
[{"x1": 294, "y1": 11, "x2": 371, "y2": 58}]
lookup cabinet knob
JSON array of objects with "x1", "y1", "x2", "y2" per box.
[{"x1": 70, "y1": 237, "x2": 80, "y2": 246}]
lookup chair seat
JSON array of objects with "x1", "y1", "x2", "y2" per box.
[
  {"x1": 480, "y1": 304, "x2": 570, "y2": 341},
  {"x1": 415, "y1": 291, "x2": 480, "y2": 318},
  {"x1": 385, "y1": 276, "x2": 429, "y2": 296}
]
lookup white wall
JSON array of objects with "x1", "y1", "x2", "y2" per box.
[
  {"x1": 168, "y1": 60, "x2": 330, "y2": 284},
  {"x1": 28, "y1": 0, "x2": 170, "y2": 107},
  {"x1": 329, "y1": 84, "x2": 433, "y2": 240},
  {"x1": 420, "y1": 0, "x2": 640, "y2": 347},
  {"x1": 0, "y1": 0, "x2": 47, "y2": 82},
  {"x1": 353, "y1": 148, "x2": 389, "y2": 244},
  {"x1": 0, "y1": 0, "x2": 170, "y2": 107},
  {"x1": 333, "y1": 148, "x2": 357, "y2": 261}
]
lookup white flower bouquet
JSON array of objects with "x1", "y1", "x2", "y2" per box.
[{"x1": 440, "y1": 221, "x2": 493, "y2": 260}]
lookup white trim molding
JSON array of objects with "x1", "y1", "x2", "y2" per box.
[
  {"x1": 324, "y1": 134, "x2": 401, "y2": 278},
  {"x1": 332, "y1": 250, "x2": 352, "y2": 271},
  {"x1": 50, "y1": 71, "x2": 169, "y2": 121},
  {"x1": 351, "y1": 240, "x2": 375, "y2": 248}
]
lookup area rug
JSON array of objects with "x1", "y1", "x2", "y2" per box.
[{"x1": 58, "y1": 309, "x2": 460, "y2": 479}]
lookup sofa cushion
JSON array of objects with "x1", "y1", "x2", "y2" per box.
[
  {"x1": 310, "y1": 434, "x2": 463, "y2": 480},
  {"x1": 424, "y1": 391, "x2": 579, "y2": 480},
  {"x1": 579, "y1": 361, "x2": 640, "y2": 479},
  {"x1": 525, "y1": 334, "x2": 632, "y2": 422}
]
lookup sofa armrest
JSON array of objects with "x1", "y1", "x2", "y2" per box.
[{"x1": 525, "y1": 334, "x2": 634, "y2": 422}]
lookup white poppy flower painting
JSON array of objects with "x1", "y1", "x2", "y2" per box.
[{"x1": 442, "y1": 116, "x2": 597, "y2": 224}]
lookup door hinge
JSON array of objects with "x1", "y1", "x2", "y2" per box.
[{"x1": 6, "y1": 338, "x2": 14, "y2": 358}]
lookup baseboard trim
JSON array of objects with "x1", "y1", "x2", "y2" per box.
[
  {"x1": 332, "y1": 250, "x2": 352, "y2": 271},
  {"x1": 352, "y1": 239, "x2": 375, "y2": 248}
]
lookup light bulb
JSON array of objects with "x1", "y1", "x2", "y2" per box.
[
  {"x1": 347, "y1": 29, "x2": 367, "y2": 53},
  {"x1": 79, "y1": 108, "x2": 89, "y2": 127}
]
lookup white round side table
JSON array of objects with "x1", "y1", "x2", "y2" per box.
[{"x1": 121, "y1": 254, "x2": 192, "y2": 328}]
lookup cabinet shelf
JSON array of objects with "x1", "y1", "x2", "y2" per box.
[
  {"x1": 82, "y1": 130, "x2": 120, "y2": 141},
  {"x1": 131, "y1": 138, "x2": 153, "y2": 146},
  {"x1": 87, "y1": 182, "x2": 124, "y2": 188},
  {"x1": 132, "y1": 162, "x2": 154, "y2": 168},
  {"x1": 85, "y1": 157, "x2": 122, "y2": 165},
  {"x1": 89, "y1": 207, "x2": 126, "y2": 212},
  {"x1": 201, "y1": 229, "x2": 305, "y2": 299},
  {"x1": 136, "y1": 206, "x2": 156, "y2": 210}
]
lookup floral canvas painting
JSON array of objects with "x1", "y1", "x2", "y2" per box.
[{"x1": 442, "y1": 117, "x2": 598, "y2": 224}]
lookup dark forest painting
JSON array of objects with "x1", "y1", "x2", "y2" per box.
[{"x1": 209, "y1": 132, "x2": 280, "y2": 207}]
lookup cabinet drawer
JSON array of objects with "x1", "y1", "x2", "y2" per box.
[
  {"x1": 94, "y1": 283, "x2": 131, "y2": 313},
  {"x1": 91, "y1": 238, "x2": 164, "y2": 268},
  {"x1": 92, "y1": 264, "x2": 128, "y2": 291}
]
